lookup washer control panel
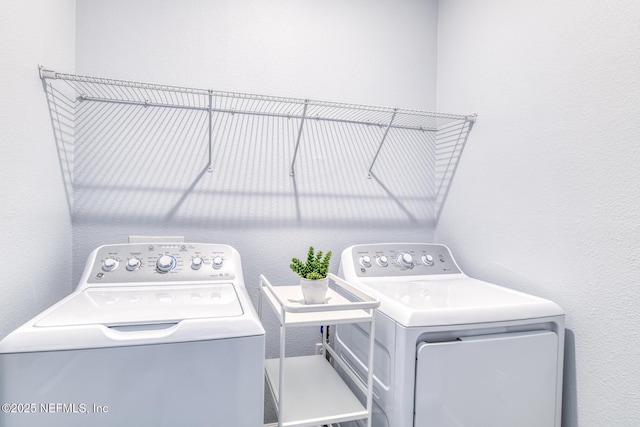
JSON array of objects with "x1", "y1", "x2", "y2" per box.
[
  {"x1": 84, "y1": 243, "x2": 237, "y2": 284},
  {"x1": 348, "y1": 243, "x2": 461, "y2": 277}
]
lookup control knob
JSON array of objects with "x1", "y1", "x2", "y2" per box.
[
  {"x1": 156, "y1": 255, "x2": 176, "y2": 273},
  {"x1": 102, "y1": 257, "x2": 119, "y2": 272},
  {"x1": 359, "y1": 255, "x2": 372, "y2": 268},
  {"x1": 376, "y1": 255, "x2": 389, "y2": 267},
  {"x1": 126, "y1": 257, "x2": 142, "y2": 271},
  {"x1": 396, "y1": 252, "x2": 414, "y2": 268},
  {"x1": 191, "y1": 257, "x2": 203, "y2": 270},
  {"x1": 212, "y1": 256, "x2": 224, "y2": 269},
  {"x1": 421, "y1": 254, "x2": 434, "y2": 266}
]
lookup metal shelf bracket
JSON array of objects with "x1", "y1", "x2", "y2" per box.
[
  {"x1": 207, "y1": 90, "x2": 213, "y2": 172},
  {"x1": 367, "y1": 109, "x2": 398, "y2": 178},
  {"x1": 289, "y1": 100, "x2": 309, "y2": 177}
]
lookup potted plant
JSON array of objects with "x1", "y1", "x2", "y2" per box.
[{"x1": 290, "y1": 246, "x2": 332, "y2": 304}]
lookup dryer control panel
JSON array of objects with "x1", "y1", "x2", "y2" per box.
[
  {"x1": 346, "y1": 243, "x2": 461, "y2": 277},
  {"x1": 82, "y1": 243, "x2": 239, "y2": 285}
]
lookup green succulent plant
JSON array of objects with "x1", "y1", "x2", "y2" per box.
[{"x1": 290, "y1": 246, "x2": 332, "y2": 280}]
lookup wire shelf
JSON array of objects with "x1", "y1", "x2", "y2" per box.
[
  {"x1": 39, "y1": 66, "x2": 475, "y2": 223},
  {"x1": 42, "y1": 68, "x2": 471, "y2": 128}
]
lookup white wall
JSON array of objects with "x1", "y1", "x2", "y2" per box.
[
  {"x1": 0, "y1": 1, "x2": 75, "y2": 339},
  {"x1": 9, "y1": 1, "x2": 635, "y2": 425},
  {"x1": 75, "y1": 0, "x2": 437, "y2": 109},
  {"x1": 73, "y1": 1, "x2": 439, "y2": 422},
  {"x1": 436, "y1": 1, "x2": 640, "y2": 426}
]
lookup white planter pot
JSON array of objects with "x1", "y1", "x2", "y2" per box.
[{"x1": 299, "y1": 277, "x2": 329, "y2": 304}]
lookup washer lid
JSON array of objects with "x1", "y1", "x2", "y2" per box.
[
  {"x1": 358, "y1": 277, "x2": 564, "y2": 327},
  {"x1": 35, "y1": 283, "x2": 243, "y2": 328}
]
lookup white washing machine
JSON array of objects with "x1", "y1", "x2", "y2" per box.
[
  {"x1": 335, "y1": 243, "x2": 564, "y2": 427},
  {"x1": 0, "y1": 241, "x2": 265, "y2": 427}
]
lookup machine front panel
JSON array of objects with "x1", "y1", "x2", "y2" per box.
[
  {"x1": 0, "y1": 336, "x2": 264, "y2": 427},
  {"x1": 414, "y1": 331, "x2": 559, "y2": 427}
]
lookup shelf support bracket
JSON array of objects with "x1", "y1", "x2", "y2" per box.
[
  {"x1": 38, "y1": 64, "x2": 57, "y2": 80},
  {"x1": 290, "y1": 100, "x2": 309, "y2": 177},
  {"x1": 207, "y1": 90, "x2": 213, "y2": 172},
  {"x1": 367, "y1": 109, "x2": 397, "y2": 178}
]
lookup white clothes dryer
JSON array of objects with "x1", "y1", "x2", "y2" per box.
[
  {"x1": 335, "y1": 243, "x2": 564, "y2": 427},
  {"x1": 0, "y1": 241, "x2": 265, "y2": 427}
]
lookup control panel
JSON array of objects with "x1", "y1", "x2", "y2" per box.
[
  {"x1": 348, "y1": 243, "x2": 461, "y2": 277},
  {"x1": 83, "y1": 243, "x2": 238, "y2": 285}
]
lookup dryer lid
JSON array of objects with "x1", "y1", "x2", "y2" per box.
[
  {"x1": 35, "y1": 283, "x2": 243, "y2": 328},
  {"x1": 358, "y1": 277, "x2": 564, "y2": 327}
]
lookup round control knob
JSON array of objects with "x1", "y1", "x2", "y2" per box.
[
  {"x1": 102, "y1": 257, "x2": 119, "y2": 272},
  {"x1": 126, "y1": 257, "x2": 142, "y2": 271},
  {"x1": 212, "y1": 256, "x2": 224, "y2": 269},
  {"x1": 396, "y1": 252, "x2": 414, "y2": 268},
  {"x1": 359, "y1": 255, "x2": 372, "y2": 268},
  {"x1": 191, "y1": 257, "x2": 203, "y2": 270},
  {"x1": 156, "y1": 255, "x2": 176, "y2": 273},
  {"x1": 376, "y1": 255, "x2": 389, "y2": 267},
  {"x1": 421, "y1": 254, "x2": 434, "y2": 266}
]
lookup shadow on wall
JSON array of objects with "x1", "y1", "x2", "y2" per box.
[{"x1": 42, "y1": 71, "x2": 472, "y2": 229}]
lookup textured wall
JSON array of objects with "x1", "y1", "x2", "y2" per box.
[
  {"x1": 74, "y1": 0, "x2": 440, "y2": 422},
  {"x1": 5, "y1": 1, "x2": 637, "y2": 425},
  {"x1": 0, "y1": 1, "x2": 75, "y2": 339},
  {"x1": 436, "y1": 1, "x2": 640, "y2": 426}
]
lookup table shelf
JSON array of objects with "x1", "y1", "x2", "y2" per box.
[
  {"x1": 261, "y1": 284, "x2": 375, "y2": 327},
  {"x1": 259, "y1": 273, "x2": 379, "y2": 427},
  {"x1": 265, "y1": 355, "x2": 367, "y2": 427}
]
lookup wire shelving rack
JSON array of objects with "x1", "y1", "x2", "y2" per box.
[{"x1": 39, "y1": 66, "x2": 475, "y2": 221}]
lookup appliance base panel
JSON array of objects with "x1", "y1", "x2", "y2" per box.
[
  {"x1": 0, "y1": 336, "x2": 264, "y2": 427},
  {"x1": 415, "y1": 331, "x2": 558, "y2": 427}
]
